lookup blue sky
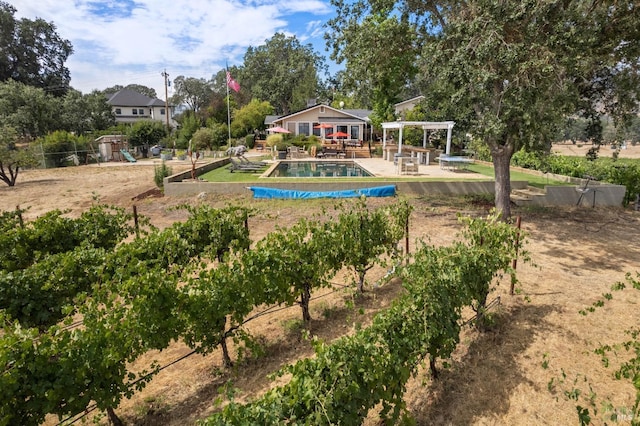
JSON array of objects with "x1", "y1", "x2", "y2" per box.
[{"x1": 14, "y1": 0, "x2": 340, "y2": 99}]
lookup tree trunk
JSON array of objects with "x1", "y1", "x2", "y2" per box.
[
  {"x1": 106, "y1": 407, "x2": 124, "y2": 426},
  {"x1": 300, "y1": 285, "x2": 312, "y2": 322},
  {"x1": 0, "y1": 163, "x2": 18, "y2": 187},
  {"x1": 357, "y1": 270, "x2": 366, "y2": 293},
  {"x1": 491, "y1": 143, "x2": 515, "y2": 221},
  {"x1": 220, "y1": 336, "x2": 233, "y2": 368},
  {"x1": 219, "y1": 317, "x2": 233, "y2": 368},
  {"x1": 474, "y1": 292, "x2": 490, "y2": 331},
  {"x1": 429, "y1": 356, "x2": 438, "y2": 379}
]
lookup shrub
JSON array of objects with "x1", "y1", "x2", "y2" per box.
[
  {"x1": 39, "y1": 131, "x2": 90, "y2": 167},
  {"x1": 154, "y1": 161, "x2": 172, "y2": 189},
  {"x1": 191, "y1": 128, "x2": 216, "y2": 151},
  {"x1": 511, "y1": 150, "x2": 549, "y2": 171},
  {"x1": 128, "y1": 120, "x2": 167, "y2": 148},
  {"x1": 208, "y1": 122, "x2": 229, "y2": 149},
  {"x1": 244, "y1": 134, "x2": 255, "y2": 149},
  {"x1": 467, "y1": 138, "x2": 491, "y2": 161},
  {"x1": 266, "y1": 134, "x2": 283, "y2": 148},
  {"x1": 275, "y1": 141, "x2": 291, "y2": 151}
]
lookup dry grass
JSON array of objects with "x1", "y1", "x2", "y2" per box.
[{"x1": 1, "y1": 165, "x2": 638, "y2": 426}]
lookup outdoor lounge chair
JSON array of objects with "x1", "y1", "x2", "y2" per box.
[
  {"x1": 229, "y1": 157, "x2": 266, "y2": 173},
  {"x1": 239, "y1": 154, "x2": 268, "y2": 166}
]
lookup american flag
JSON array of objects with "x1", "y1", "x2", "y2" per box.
[{"x1": 226, "y1": 71, "x2": 240, "y2": 92}]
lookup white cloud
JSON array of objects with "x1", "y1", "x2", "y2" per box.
[{"x1": 13, "y1": 0, "x2": 335, "y2": 98}]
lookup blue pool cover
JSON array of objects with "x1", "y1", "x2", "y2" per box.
[{"x1": 249, "y1": 185, "x2": 396, "y2": 199}]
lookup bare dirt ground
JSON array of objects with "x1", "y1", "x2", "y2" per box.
[
  {"x1": 551, "y1": 141, "x2": 640, "y2": 159},
  {"x1": 1, "y1": 162, "x2": 639, "y2": 425}
]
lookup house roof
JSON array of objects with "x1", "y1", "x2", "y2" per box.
[
  {"x1": 265, "y1": 115, "x2": 279, "y2": 125},
  {"x1": 394, "y1": 95, "x2": 425, "y2": 109},
  {"x1": 106, "y1": 89, "x2": 167, "y2": 107},
  {"x1": 266, "y1": 104, "x2": 371, "y2": 125},
  {"x1": 340, "y1": 109, "x2": 371, "y2": 120}
]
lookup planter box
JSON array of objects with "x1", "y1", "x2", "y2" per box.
[{"x1": 160, "y1": 153, "x2": 173, "y2": 161}]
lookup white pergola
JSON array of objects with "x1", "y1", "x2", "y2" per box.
[{"x1": 382, "y1": 121, "x2": 456, "y2": 157}]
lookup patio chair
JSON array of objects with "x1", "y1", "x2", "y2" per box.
[{"x1": 402, "y1": 158, "x2": 419, "y2": 174}]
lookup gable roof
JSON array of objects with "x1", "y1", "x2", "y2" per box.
[
  {"x1": 265, "y1": 115, "x2": 280, "y2": 125},
  {"x1": 394, "y1": 95, "x2": 425, "y2": 114},
  {"x1": 394, "y1": 95, "x2": 425, "y2": 109},
  {"x1": 274, "y1": 104, "x2": 371, "y2": 123},
  {"x1": 106, "y1": 89, "x2": 167, "y2": 107}
]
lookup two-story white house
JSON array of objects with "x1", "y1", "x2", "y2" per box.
[{"x1": 106, "y1": 89, "x2": 177, "y2": 127}]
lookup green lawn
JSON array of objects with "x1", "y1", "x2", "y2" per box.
[
  {"x1": 200, "y1": 164, "x2": 269, "y2": 182},
  {"x1": 467, "y1": 163, "x2": 568, "y2": 188}
]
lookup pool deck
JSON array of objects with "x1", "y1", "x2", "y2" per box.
[
  {"x1": 349, "y1": 157, "x2": 487, "y2": 180},
  {"x1": 246, "y1": 152, "x2": 489, "y2": 180},
  {"x1": 94, "y1": 150, "x2": 487, "y2": 180},
  {"x1": 163, "y1": 152, "x2": 510, "y2": 198}
]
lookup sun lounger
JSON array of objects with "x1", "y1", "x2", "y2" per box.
[
  {"x1": 229, "y1": 157, "x2": 266, "y2": 173},
  {"x1": 239, "y1": 154, "x2": 268, "y2": 166}
]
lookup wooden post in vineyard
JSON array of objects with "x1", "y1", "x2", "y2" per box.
[
  {"x1": 16, "y1": 205, "x2": 24, "y2": 228},
  {"x1": 133, "y1": 205, "x2": 139, "y2": 238},
  {"x1": 510, "y1": 215, "x2": 522, "y2": 295},
  {"x1": 404, "y1": 211, "x2": 410, "y2": 264}
]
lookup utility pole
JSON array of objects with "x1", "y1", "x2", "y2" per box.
[{"x1": 161, "y1": 70, "x2": 172, "y2": 149}]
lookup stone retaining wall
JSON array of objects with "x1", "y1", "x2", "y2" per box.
[{"x1": 163, "y1": 159, "x2": 625, "y2": 207}]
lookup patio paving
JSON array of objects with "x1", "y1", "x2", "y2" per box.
[{"x1": 351, "y1": 157, "x2": 490, "y2": 180}]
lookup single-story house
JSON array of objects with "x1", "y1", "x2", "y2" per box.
[
  {"x1": 106, "y1": 89, "x2": 177, "y2": 127},
  {"x1": 266, "y1": 104, "x2": 372, "y2": 142}
]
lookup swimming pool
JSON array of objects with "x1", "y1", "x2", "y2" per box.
[{"x1": 268, "y1": 161, "x2": 373, "y2": 178}]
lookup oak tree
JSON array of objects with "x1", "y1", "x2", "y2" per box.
[
  {"x1": 0, "y1": 125, "x2": 38, "y2": 187},
  {"x1": 243, "y1": 33, "x2": 325, "y2": 115},
  {"x1": 0, "y1": 2, "x2": 73, "y2": 96},
  {"x1": 329, "y1": 0, "x2": 640, "y2": 219}
]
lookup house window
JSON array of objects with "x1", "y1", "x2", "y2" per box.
[
  {"x1": 320, "y1": 106, "x2": 325, "y2": 113},
  {"x1": 298, "y1": 122, "x2": 310, "y2": 136},
  {"x1": 132, "y1": 109, "x2": 138, "y2": 115},
  {"x1": 312, "y1": 123, "x2": 321, "y2": 137},
  {"x1": 115, "y1": 108, "x2": 121, "y2": 115},
  {"x1": 160, "y1": 108, "x2": 165, "y2": 115},
  {"x1": 138, "y1": 109, "x2": 144, "y2": 115},
  {"x1": 350, "y1": 126, "x2": 359, "y2": 140}
]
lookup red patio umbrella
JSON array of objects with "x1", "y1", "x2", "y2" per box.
[
  {"x1": 326, "y1": 131, "x2": 350, "y2": 138},
  {"x1": 267, "y1": 126, "x2": 291, "y2": 134},
  {"x1": 313, "y1": 123, "x2": 334, "y2": 129}
]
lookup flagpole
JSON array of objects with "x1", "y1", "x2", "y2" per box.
[{"x1": 226, "y1": 67, "x2": 231, "y2": 150}]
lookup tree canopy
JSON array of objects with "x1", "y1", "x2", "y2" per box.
[
  {"x1": 0, "y1": 2, "x2": 73, "y2": 96},
  {"x1": 103, "y1": 84, "x2": 157, "y2": 99},
  {"x1": 329, "y1": 0, "x2": 640, "y2": 219},
  {"x1": 327, "y1": 11, "x2": 420, "y2": 123},
  {"x1": 169, "y1": 76, "x2": 213, "y2": 113},
  {"x1": 128, "y1": 120, "x2": 167, "y2": 148},
  {"x1": 231, "y1": 99, "x2": 273, "y2": 137},
  {"x1": 61, "y1": 89, "x2": 115, "y2": 135},
  {"x1": 242, "y1": 33, "x2": 325, "y2": 115},
  {"x1": 0, "y1": 80, "x2": 59, "y2": 138}
]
